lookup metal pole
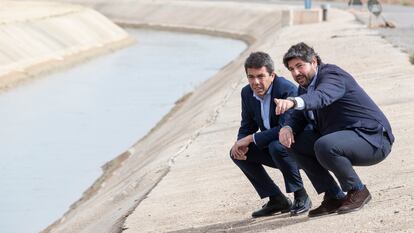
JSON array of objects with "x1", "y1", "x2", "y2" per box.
[
  {"x1": 369, "y1": 13, "x2": 372, "y2": 28},
  {"x1": 304, "y1": 0, "x2": 312, "y2": 9},
  {"x1": 321, "y1": 4, "x2": 329, "y2": 21}
]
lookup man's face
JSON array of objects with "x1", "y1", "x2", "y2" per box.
[
  {"x1": 287, "y1": 57, "x2": 317, "y2": 88},
  {"x1": 246, "y1": 66, "x2": 275, "y2": 98}
]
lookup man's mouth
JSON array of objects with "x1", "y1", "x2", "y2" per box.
[
  {"x1": 296, "y1": 76, "x2": 306, "y2": 84},
  {"x1": 255, "y1": 86, "x2": 263, "y2": 92}
]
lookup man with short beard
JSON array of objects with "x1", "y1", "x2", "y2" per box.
[{"x1": 275, "y1": 42, "x2": 394, "y2": 217}]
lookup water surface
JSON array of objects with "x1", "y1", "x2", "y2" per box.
[{"x1": 0, "y1": 29, "x2": 246, "y2": 233}]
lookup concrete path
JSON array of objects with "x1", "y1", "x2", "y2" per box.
[
  {"x1": 120, "y1": 2, "x2": 414, "y2": 233},
  {"x1": 8, "y1": 1, "x2": 412, "y2": 232}
]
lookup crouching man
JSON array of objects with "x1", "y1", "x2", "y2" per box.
[
  {"x1": 230, "y1": 52, "x2": 311, "y2": 218},
  {"x1": 275, "y1": 42, "x2": 394, "y2": 217}
]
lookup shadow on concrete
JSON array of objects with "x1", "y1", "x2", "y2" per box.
[{"x1": 168, "y1": 213, "x2": 310, "y2": 233}]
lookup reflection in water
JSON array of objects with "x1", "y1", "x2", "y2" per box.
[{"x1": 0, "y1": 29, "x2": 246, "y2": 233}]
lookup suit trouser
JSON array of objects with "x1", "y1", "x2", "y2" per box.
[
  {"x1": 290, "y1": 129, "x2": 392, "y2": 196},
  {"x1": 230, "y1": 140, "x2": 304, "y2": 199}
]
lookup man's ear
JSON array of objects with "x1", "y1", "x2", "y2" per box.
[
  {"x1": 271, "y1": 72, "x2": 276, "y2": 78},
  {"x1": 311, "y1": 57, "x2": 318, "y2": 66}
]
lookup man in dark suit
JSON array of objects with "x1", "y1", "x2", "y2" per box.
[
  {"x1": 230, "y1": 51, "x2": 311, "y2": 218},
  {"x1": 274, "y1": 42, "x2": 394, "y2": 217}
]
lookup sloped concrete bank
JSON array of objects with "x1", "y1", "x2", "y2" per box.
[
  {"x1": 0, "y1": 1, "x2": 133, "y2": 90},
  {"x1": 29, "y1": 0, "x2": 413, "y2": 233}
]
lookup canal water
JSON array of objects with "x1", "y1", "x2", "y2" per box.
[{"x1": 0, "y1": 29, "x2": 246, "y2": 233}]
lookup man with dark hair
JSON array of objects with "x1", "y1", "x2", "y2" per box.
[
  {"x1": 274, "y1": 42, "x2": 394, "y2": 217},
  {"x1": 230, "y1": 51, "x2": 311, "y2": 218}
]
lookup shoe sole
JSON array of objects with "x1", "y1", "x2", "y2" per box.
[
  {"x1": 290, "y1": 209, "x2": 310, "y2": 216},
  {"x1": 281, "y1": 208, "x2": 291, "y2": 214},
  {"x1": 337, "y1": 194, "x2": 372, "y2": 215},
  {"x1": 252, "y1": 208, "x2": 291, "y2": 218},
  {"x1": 290, "y1": 205, "x2": 312, "y2": 216},
  {"x1": 308, "y1": 210, "x2": 338, "y2": 218},
  {"x1": 291, "y1": 200, "x2": 312, "y2": 216}
]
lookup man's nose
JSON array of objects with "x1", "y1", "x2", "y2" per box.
[
  {"x1": 291, "y1": 68, "x2": 299, "y2": 76},
  {"x1": 253, "y1": 78, "x2": 260, "y2": 84}
]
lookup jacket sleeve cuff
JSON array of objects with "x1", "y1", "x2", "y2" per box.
[
  {"x1": 294, "y1": 97, "x2": 305, "y2": 110},
  {"x1": 252, "y1": 133, "x2": 257, "y2": 145}
]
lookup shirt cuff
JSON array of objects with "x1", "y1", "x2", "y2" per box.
[
  {"x1": 282, "y1": 125, "x2": 293, "y2": 131},
  {"x1": 252, "y1": 133, "x2": 257, "y2": 145},
  {"x1": 294, "y1": 97, "x2": 305, "y2": 110}
]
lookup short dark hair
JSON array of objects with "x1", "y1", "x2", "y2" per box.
[
  {"x1": 283, "y1": 42, "x2": 322, "y2": 68},
  {"x1": 244, "y1": 51, "x2": 274, "y2": 75}
]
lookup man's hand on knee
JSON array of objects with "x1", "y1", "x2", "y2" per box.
[
  {"x1": 231, "y1": 135, "x2": 253, "y2": 160},
  {"x1": 231, "y1": 145, "x2": 248, "y2": 160},
  {"x1": 279, "y1": 126, "x2": 295, "y2": 148}
]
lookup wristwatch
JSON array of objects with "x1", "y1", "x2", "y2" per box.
[{"x1": 287, "y1": 97, "x2": 297, "y2": 108}]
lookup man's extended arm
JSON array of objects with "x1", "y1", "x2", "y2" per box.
[
  {"x1": 299, "y1": 69, "x2": 346, "y2": 110},
  {"x1": 275, "y1": 68, "x2": 346, "y2": 114}
]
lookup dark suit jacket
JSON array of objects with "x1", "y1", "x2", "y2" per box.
[
  {"x1": 237, "y1": 76, "x2": 297, "y2": 149},
  {"x1": 286, "y1": 63, "x2": 394, "y2": 148}
]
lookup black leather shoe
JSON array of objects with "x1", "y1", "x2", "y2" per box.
[
  {"x1": 290, "y1": 195, "x2": 312, "y2": 216},
  {"x1": 252, "y1": 197, "x2": 292, "y2": 218}
]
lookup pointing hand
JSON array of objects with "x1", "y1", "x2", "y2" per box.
[{"x1": 274, "y1": 98, "x2": 295, "y2": 115}]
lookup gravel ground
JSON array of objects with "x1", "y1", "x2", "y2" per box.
[
  {"x1": 379, "y1": 28, "x2": 414, "y2": 54},
  {"x1": 285, "y1": 0, "x2": 414, "y2": 58},
  {"x1": 200, "y1": 0, "x2": 414, "y2": 61},
  {"x1": 377, "y1": 4, "x2": 414, "y2": 55}
]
